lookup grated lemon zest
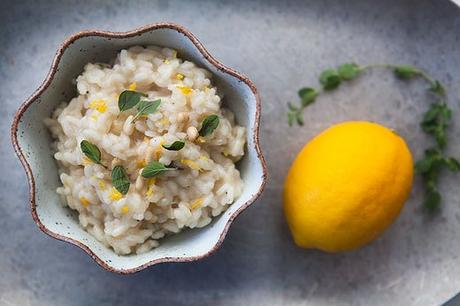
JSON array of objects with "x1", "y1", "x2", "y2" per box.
[
  {"x1": 90, "y1": 114, "x2": 99, "y2": 121},
  {"x1": 172, "y1": 50, "x2": 177, "y2": 58},
  {"x1": 204, "y1": 86, "x2": 210, "y2": 92},
  {"x1": 190, "y1": 198, "x2": 204, "y2": 210},
  {"x1": 128, "y1": 82, "x2": 137, "y2": 91},
  {"x1": 175, "y1": 73, "x2": 185, "y2": 80},
  {"x1": 164, "y1": 59, "x2": 170, "y2": 64},
  {"x1": 181, "y1": 159, "x2": 201, "y2": 171},
  {"x1": 196, "y1": 136, "x2": 206, "y2": 143},
  {"x1": 177, "y1": 86, "x2": 192, "y2": 95},
  {"x1": 223, "y1": 151, "x2": 230, "y2": 157},
  {"x1": 83, "y1": 156, "x2": 92, "y2": 165},
  {"x1": 98, "y1": 180, "x2": 106, "y2": 190},
  {"x1": 109, "y1": 187, "x2": 123, "y2": 201},
  {"x1": 121, "y1": 205, "x2": 130, "y2": 214},
  {"x1": 89, "y1": 99, "x2": 107, "y2": 113},
  {"x1": 146, "y1": 187, "x2": 154, "y2": 197},
  {"x1": 80, "y1": 197, "x2": 90, "y2": 207},
  {"x1": 199, "y1": 155, "x2": 209, "y2": 161},
  {"x1": 154, "y1": 140, "x2": 165, "y2": 159},
  {"x1": 136, "y1": 159, "x2": 147, "y2": 168},
  {"x1": 147, "y1": 178, "x2": 157, "y2": 186},
  {"x1": 159, "y1": 117, "x2": 170, "y2": 125}
]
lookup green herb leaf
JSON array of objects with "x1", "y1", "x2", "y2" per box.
[
  {"x1": 287, "y1": 102, "x2": 298, "y2": 112},
  {"x1": 296, "y1": 112, "x2": 304, "y2": 126},
  {"x1": 319, "y1": 69, "x2": 341, "y2": 90},
  {"x1": 422, "y1": 103, "x2": 442, "y2": 125},
  {"x1": 435, "y1": 126, "x2": 447, "y2": 148},
  {"x1": 444, "y1": 157, "x2": 460, "y2": 172},
  {"x1": 199, "y1": 115, "x2": 220, "y2": 137},
  {"x1": 393, "y1": 65, "x2": 420, "y2": 80},
  {"x1": 80, "y1": 140, "x2": 102, "y2": 164},
  {"x1": 415, "y1": 158, "x2": 433, "y2": 174},
  {"x1": 141, "y1": 161, "x2": 176, "y2": 178},
  {"x1": 287, "y1": 111, "x2": 296, "y2": 127},
  {"x1": 131, "y1": 99, "x2": 161, "y2": 122},
  {"x1": 424, "y1": 190, "x2": 441, "y2": 211},
  {"x1": 420, "y1": 103, "x2": 450, "y2": 143},
  {"x1": 298, "y1": 88, "x2": 318, "y2": 107},
  {"x1": 440, "y1": 105, "x2": 452, "y2": 122},
  {"x1": 111, "y1": 165, "x2": 130, "y2": 195},
  {"x1": 338, "y1": 63, "x2": 361, "y2": 80},
  {"x1": 430, "y1": 80, "x2": 446, "y2": 97},
  {"x1": 162, "y1": 141, "x2": 185, "y2": 151},
  {"x1": 118, "y1": 90, "x2": 142, "y2": 112}
]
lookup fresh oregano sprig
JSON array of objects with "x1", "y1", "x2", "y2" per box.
[
  {"x1": 287, "y1": 62, "x2": 459, "y2": 211},
  {"x1": 118, "y1": 90, "x2": 161, "y2": 123}
]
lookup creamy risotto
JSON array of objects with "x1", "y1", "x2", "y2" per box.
[{"x1": 45, "y1": 46, "x2": 246, "y2": 255}]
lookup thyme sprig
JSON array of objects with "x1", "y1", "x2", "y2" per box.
[{"x1": 287, "y1": 63, "x2": 459, "y2": 211}]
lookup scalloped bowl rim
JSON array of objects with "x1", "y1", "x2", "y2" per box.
[{"x1": 10, "y1": 22, "x2": 267, "y2": 274}]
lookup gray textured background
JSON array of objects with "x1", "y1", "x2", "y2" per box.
[{"x1": 2, "y1": 0, "x2": 460, "y2": 305}]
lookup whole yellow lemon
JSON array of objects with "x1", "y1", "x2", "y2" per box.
[{"x1": 283, "y1": 121, "x2": 414, "y2": 252}]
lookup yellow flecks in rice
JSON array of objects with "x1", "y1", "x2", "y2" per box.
[
  {"x1": 98, "y1": 180, "x2": 106, "y2": 190},
  {"x1": 89, "y1": 99, "x2": 107, "y2": 113},
  {"x1": 121, "y1": 205, "x2": 130, "y2": 214},
  {"x1": 143, "y1": 136, "x2": 150, "y2": 142},
  {"x1": 199, "y1": 155, "x2": 209, "y2": 161},
  {"x1": 196, "y1": 136, "x2": 206, "y2": 143},
  {"x1": 146, "y1": 186, "x2": 154, "y2": 197},
  {"x1": 128, "y1": 82, "x2": 137, "y2": 91},
  {"x1": 172, "y1": 50, "x2": 177, "y2": 58},
  {"x1": 177, "y1": 85, "x2": 192, "y2": 95},
  {"x1": 190, "y1": 198, "x2": 204, "y2": 210},
  {"x1": 154, "y1": 140, "x2": 166, "y2": 159},
  {"x1": 223, "y1": 151, "x2": 230, "y2": 157},
  {"x1": 83, "y1": 156, "x2": 93, "y2": 165},
  {"x1": 90, "y1": 114, "x2": 99, "y2": 121},
  {"x1": 181, "y1": 159, "x2": 201, "y2": 171},
  {"x1": 145, "y1": 183, "x2": 155, "y2": 197},
  {"x1": 145, "y1": 177, "x2": 157, "y2": 197},
  {"x1": 136, "y1": 159, "x2": 147, "y2": 168},
  {"x1": 80, "y1": 196, "x2": 90, "y2": 207},
  {"x1": 204, "y1": 86, "x2": 210, "y2": 92},
  {"x1": 175, "y1": 73, "x2": 185, "y2": 80},
  {"x1": 164, "y1": 59, "x2": 170, "y2": 64},
  {"x1": 159, "y1": 117, "x2": 170, "y2": 125},
  {"x1": 109, "y1": 187, "x2": 123, "y2": 201}
]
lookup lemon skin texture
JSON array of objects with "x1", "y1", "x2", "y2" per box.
[{"x1": 283, "y1": 121, "x2": 414, "y2": 252}]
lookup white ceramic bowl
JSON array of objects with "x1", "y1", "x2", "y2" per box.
[{"x1": 11, "y1": 23, "x2": 267, "y2": 273}]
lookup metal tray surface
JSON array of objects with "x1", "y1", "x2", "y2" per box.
[{"x1": 1, "y1": 0, "x2": 460, "y2": 305}]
